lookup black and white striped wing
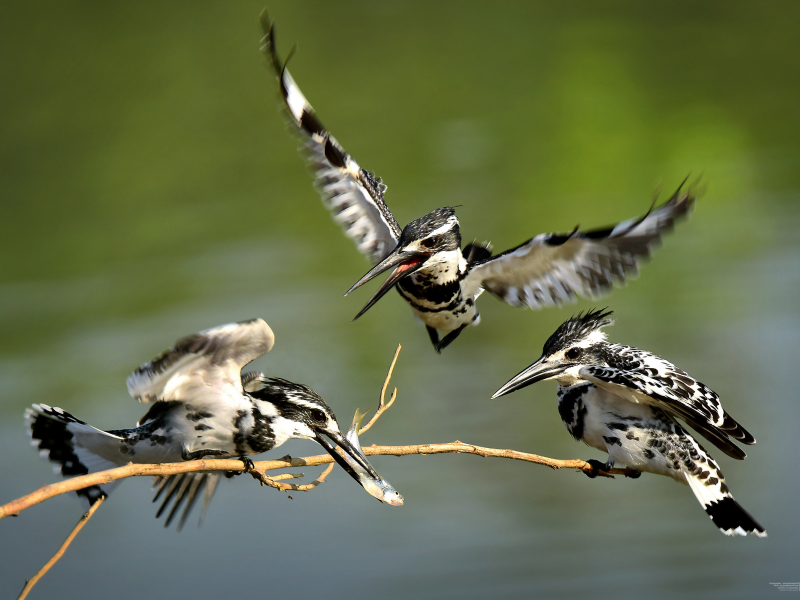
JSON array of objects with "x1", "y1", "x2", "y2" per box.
[
  {"x1": 466, "y1": 185, "x2": 694, "y2": 308},
  {"x1": 260, "y1": 12, "x2": 402, "y2": 264},
  {"x1": 126, "y1": 319, "x2": 275, "y2": 404},
  {"x1": 580, "y1": 348, "x2": 755, "y2": 460}
]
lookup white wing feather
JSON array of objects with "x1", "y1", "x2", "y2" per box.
[
  {"x1": 467, "y1": 186, "x2": 694, "y2": 308},
  {"x1": 126, "y1": 319, "x2": 275, "y2": 404},
  {"x1": 261, "y1": 14, "x2": 401, "y2": 264}
]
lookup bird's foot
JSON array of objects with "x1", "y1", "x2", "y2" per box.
[
  {"x1": 584, "y1": 458, "x2": 614, "y2": 479},
  {"x1": 223, "y1": 456, "x2": 255, "y2": 478},
  {"x1": 624, "y1": 470, "x2": 641, "y2": 479},
  {"x1": 238, "y1": 456, "x2": 255, "y2": 473}
]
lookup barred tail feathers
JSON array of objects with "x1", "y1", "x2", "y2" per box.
[
  {"x1": 685, "y1": 472, "x2": 766, "y2": 537},
  {"x1": 26, "y1": 403, "x2": 125, "y2": 508}
]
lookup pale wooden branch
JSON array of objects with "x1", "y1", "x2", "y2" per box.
[
  {"x1": 1, "y1": 445, "x2": 635, "y2": 519},
  {"x1": 357, "y1": 343, "x2": 401, "y2": 435},
  {"x1": 17, "y1": 495, "x2": 106, "y2": 600}
]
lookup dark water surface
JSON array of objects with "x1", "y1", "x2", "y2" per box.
[{"x1": 2, "y1": 2, "x2": 798, "y2": 598}]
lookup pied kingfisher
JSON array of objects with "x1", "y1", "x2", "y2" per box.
[
  {"x1": 492, "y1": 309, "x2": 765, "y2": 537},
  {"x1": 260, "y1": 12, "x2": 695, "y2": 353},
  {"x1": 26, "y1": 318, "x2": 401, "y2": 529}
]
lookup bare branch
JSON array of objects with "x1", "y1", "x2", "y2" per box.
[
  {"x1": 1, "y1": 445, "x2": 635, "y2": 519},
  {"x1": 17, "y1": 495, "x2": 106, "y2": 600},
  {"x1": 357, "y1": 344, "x2": 400, "y2": 435}
]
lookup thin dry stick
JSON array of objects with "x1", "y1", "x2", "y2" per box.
[
  {"x1": 17, "y1": 495, "x2": 106, "y2": 600},
  {"x1": 248, "y1": 463, "x2": 335, "y2": 492},
  {"x1": 358, "y1": 343, "x2": 401, "y2": 435}
]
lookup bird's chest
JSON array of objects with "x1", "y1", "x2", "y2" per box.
[
  {"x1": 396, "y1": 254, "x2": 478, "y2": 329},
  {"x1": 558, "y1": 383, "x2": 655, "y2": 451}
]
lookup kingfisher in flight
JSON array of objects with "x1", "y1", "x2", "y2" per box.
[
  {"x1": 261, "y1": 12, "x2": 695, "y2": 353},
  {"x1": 27, "y1": 318, "x2": 402, "y2": 529},
  {"x1": 492, "y1": 309, "x2": 765, "y2": 537}
]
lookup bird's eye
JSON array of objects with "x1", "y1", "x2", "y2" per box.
[
  {"x1": 310, "y1": 409, "x2": 326, "y2": 424},
  {"x1": 565, "y1": 347, "x2": 582, "y2": 360},
  {"x1": 419, "y1": 236, "x2": 438, "y2": 250}
]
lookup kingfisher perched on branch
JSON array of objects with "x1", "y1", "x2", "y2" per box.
[
  {"x1": 260, "y1": 12, "x2": 695, "y2": 353},
  {"x1": 492, "y1": 309, "x2": 765, "y2": 537},
  {"x1": 26, "y1": 319, "x2": 401, "y2": 529}
]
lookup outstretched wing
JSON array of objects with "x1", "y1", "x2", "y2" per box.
[
  {"x1": 260, "y1": 11, "x2": 402, "y2": 264},
  {"x1": 466, "y1": 183, "x2": 695, "y2": 308},
  {"x1": 126, "y1": 319, "x2": 275, "y2": 404},
  {"x1": 580, "y1": 346, "x2": 755, "y2": 460}
]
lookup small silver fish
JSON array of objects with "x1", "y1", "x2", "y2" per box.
[{"x1": 340, "y1": 408, "x2": 404, "y2": 506}]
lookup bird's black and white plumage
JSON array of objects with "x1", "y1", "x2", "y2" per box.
[
  {"x1": 492, "y1": 309, "x2": 765, "y2": 537},
  {"x1": 260, "y1": 12, "x2": 695, "y2": 352},
  {"x1": 26, "y1": 319, "x2": 401, "y2": 529}
]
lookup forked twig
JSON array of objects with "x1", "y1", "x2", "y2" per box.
[
  {"x1": 248, "y1": 463, "x2": 335, "y2": 492},
  {"x1": 17, "y1": 495, "x2": 106, "y2": 600},
  {"x1": 357, "y1": 344, "x2": 401, "y2": 436}
]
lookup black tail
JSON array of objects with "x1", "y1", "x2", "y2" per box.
[
  {"x1": 26, "y1": 405, "x2": 108, "y2": 507},
  {"x1": 705, "y1": 496, "x2": 767, "y2": 537}
]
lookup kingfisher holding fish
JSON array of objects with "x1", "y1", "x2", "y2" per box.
[
  {"x1": 261, "y1": 11, "x2": 695, "y2": 353},
  {"x1": 27, "y1": 318, "x2": 402, "y2": 529}
]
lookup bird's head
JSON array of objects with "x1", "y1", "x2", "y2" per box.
[
  {"x1": 492, "y1": 309, "x2": 615, "y2": 398},
  {"x1": 244, "y1": 376, "x2": 396, "y2": 502},
  {"x1": 345, "y1": 207, "x2": 461, "y2": 319}
]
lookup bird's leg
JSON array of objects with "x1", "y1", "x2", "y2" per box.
[
  {"x1": 625, "y1": 470, "x2": 641, "y2": 479},
  {"x1": 584, "y1": 458, "x2": 615, "y2": 479},
  {"x1": 426, "y1": 326, "x2": 440, "y2": 352},
  {"x1": 435, "y1": 323, "x2": 469, "y2": 353},
  {"x1": 181, "y1": 447, "x2": 228, "y2": 461}
]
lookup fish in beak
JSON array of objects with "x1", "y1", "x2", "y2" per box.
[
  {"x1": 314, "y1": 421, "x2": 403, "y2": 506},
  {"x1": 345, "y1": 247, "x2": 427, "y2": 321},
  {"x1": 491, "y1": 356, "x2": 566, "y2": 399}
]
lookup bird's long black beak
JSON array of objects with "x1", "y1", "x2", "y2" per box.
[
  {"x1": 315, "y1": 429, "x2": 380, "y2": 481},
  {"x1": 345, "y1": 248, "x2": 427, "y2": 321},
  {"x1": 492, "y1": 356, "x2": 564, "y2": 398}
]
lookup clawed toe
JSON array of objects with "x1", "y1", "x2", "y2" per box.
[
  {"x1": 584, "y1": 459, "x2": 615, "y2": 478},
  {"x1": 584, "y1": 459, "x2": 606, "y2": 478}
]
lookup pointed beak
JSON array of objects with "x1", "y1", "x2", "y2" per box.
[
  {"x1": 316, "y1": 429, "x2": 379, "y2": 478},
  {"x1": 345, "y1": 248, "x2": 427, "y2": 321},
  {"x1": 315, "y1": 429, "x2": 404, "y2": 506},
  {"x1": 491, "y1": 356, "x2": 564, "y2": 398}
]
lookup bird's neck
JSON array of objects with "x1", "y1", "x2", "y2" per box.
[{"x1": 410, "y1": 249, "x2": 466, "y2": 286}]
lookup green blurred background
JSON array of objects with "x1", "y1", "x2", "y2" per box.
[{"x1": 1, "y1": 2, "x2": 798, "y2": 598}]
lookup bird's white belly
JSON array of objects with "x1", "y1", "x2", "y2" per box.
[
  {"x1": 579, "y1": 386, "x2": 687, "y2": 483},
  {"x1": 410, "y1": 300, "x2": 480, "y2": 332}
]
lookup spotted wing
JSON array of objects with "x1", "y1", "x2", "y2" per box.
[
  {"x1": 466, "y1": 184, "x2": 694, "y2": 308},
  {"x1": 260, "y1": 12, "x2": 402, "y2": 264},
  {"x1": 580, "y1": 347, "x2": 755, "y2": 460},
  {"x1": 126, "y1": 319, "x2": 275, "y2": 404}
]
